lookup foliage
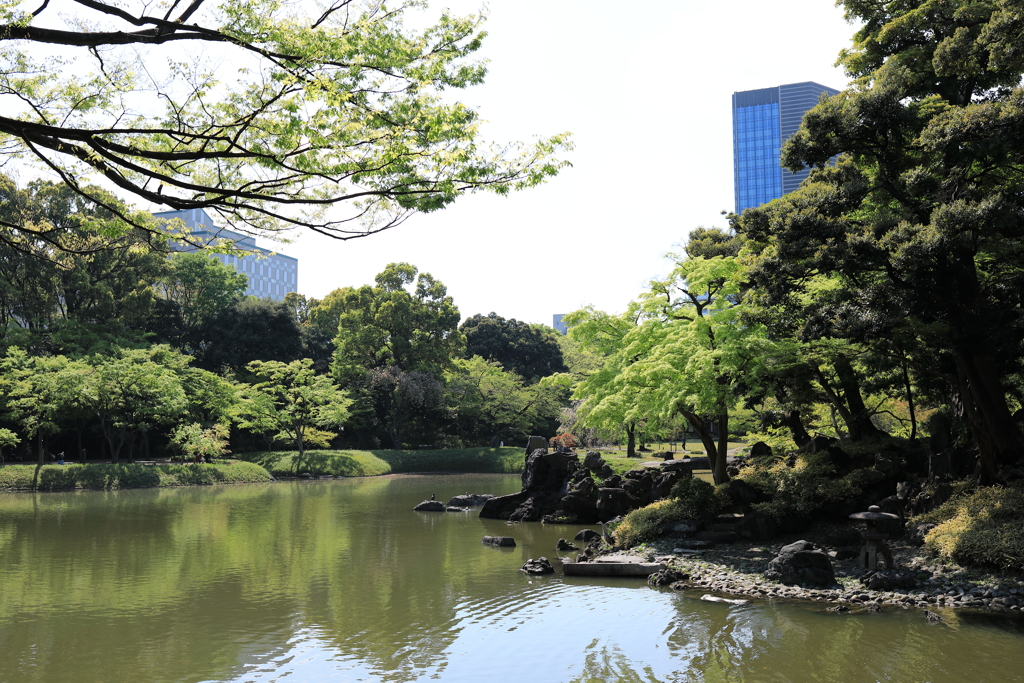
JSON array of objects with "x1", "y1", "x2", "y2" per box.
[
  {"x1": 914, "y1": 484, "x2": 1024, "y2": 572},
  {"x1": 169, "y1": 423, "x2": 231, "y2": 461},
  {"x1": 739, "y1": 0, "x2": 1024, "y2": 476},
  {"x1": 237, "y1": 446, "x2": 524, "y2": 477},
  {"x1": 615, "y1": 498, "x2": 706, "y2": 549},
  {"x1": 668, "y1": 477, "x2": 728, "y2": 521},
  {"x1": 0, "y1": 427, "x2": 18, "y2": 462},
  {"x1": 234, "y1": 358, "x2": 351, "y2": 468},
  {"x1": 550, "y1": 433, "x2": 579, "y2": 449},
  {"x1": 444, "y1": 356, "x2": 562, "y2": 447},
  {"x1": 740, "y1": 453, "x2": 885, "y2": 523},
  {"x1": 0, "y1": 461, "x2": 272, "y2": 491},
  {"x1": 0, "y1": 176, "x2": 166, "y2": 353},
  {"x1": 0, "y1": 0, "x2": 571, "y2": 244},
  {"x1": 199, "y1": 297, "x2": 303, "y2": 372},
  {"x1": 332, "y1": 263, "x2": 463, "y2": 383},
  {"x1": 460, "y1": 313, "x2": 567, "y2": 382}
]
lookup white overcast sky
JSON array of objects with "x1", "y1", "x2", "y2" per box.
[{"x1": 244, "y1": 1, "x2": 858, "y2": 325}]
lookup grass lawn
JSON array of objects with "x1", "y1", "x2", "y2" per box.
[
  {"x1": 0, "y1": 460, "x2": 273, "y2": 491},
  {"x1": 237, "y1": 447, "x2": 527, "y2": 478}
]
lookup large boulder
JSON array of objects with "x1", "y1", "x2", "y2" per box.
[
  {"x1": 764, "y1": 540, "x2": 836, "y2": 586},
  {"x1": 448, "y1": 493, "x2": 494, "y2": 507},
  {"x1": 583, "y1": 451, "x2": 606, "y2": 471},
  {"x1": 413, "y1": 500, "x2": 446, "y2": 512},
  {"x1": 596, "y1": 487, "x2": 643, "y2": 520},
  {"x1": 525, "y1": 436, "x2": 548, "y2": 455},
  {"x1": 479, "y1": 450, "x2": 579, "y2": 522}
]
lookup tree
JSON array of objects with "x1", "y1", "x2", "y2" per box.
[
  {"x1": 641, "y1": 256, "x2": 772, "y2": 484},
  {"x1": 364, "y1": 366, "x2": 444, "y2": 449},
  {"x1": 199, "y1": 297, "x2": 303, "y2": 372},
  {"x1": 85, "y1": 350, "x2": 189, "y2": 462},
  {"x1": 444, "y1": 356, "x2": 562, "y2": 447},
  {"x1": 0, "y1": 1, "x2": 570, "y2": 247},
  {"x1": 740, "y1": 0, "x2": 1024, "y2": 478},
  {"x1": 0, "y1": 427, "x2": 18, "y2": 464},
  {"x1": 0, "y1": 349, "x2": 81, "y2": 464},
  {"x1": 0, "y1": 177, "x2": 168, "y2": 354},
  {"x1": 562, "y1": 305, "x2": 650, "y2": 457},
  {"x1": 234, "y1": 359, "x2": 351, "y2": 470},
  {"x1": 460, "y1": 313, "x2": 567, "y2": 382},
  {"x1": 332, "y1": 263, "x2": 463, "y2": 383},
  {"x1": 151, "y1": 252, "x2": 248, "y2": 350}
]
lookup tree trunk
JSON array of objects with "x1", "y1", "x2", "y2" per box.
[
  {"x1": 781, "y1": 409, "x2": 812, "y2": 449},
  {"x1": 680, "y1": 409, "x2": 730, "y2": 485},
  {"x1": 955, "y1": 351, "x2": 1024, "y2": 480},
  {"x1": 833, "y1": 356, "x2": 888, "y2": 440},
  {"x1": 625, "y1": 422, "x2": 636, "y2": 458}
]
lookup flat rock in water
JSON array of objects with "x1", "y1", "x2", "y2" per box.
[
  {"x1": 700, "y1": 594, "x2": 751, "y2": 606},
  {"x1": 482, "y1": 536, "x2": 516, "y2": 547},
  {"x1": 414, "y1": 500, "x2": 446, "y2": 512}
]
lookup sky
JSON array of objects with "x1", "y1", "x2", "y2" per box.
[
  {"x1": 44, "y1": 0, "x2": 857, "y2": 328},
  {"x1": 274, "y1": 0, "x2": 860, "y2": 327}
]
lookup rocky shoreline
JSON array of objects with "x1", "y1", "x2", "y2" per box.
[{"x1": 623, "y1": 530, "x2": 1024, "y2": 615}]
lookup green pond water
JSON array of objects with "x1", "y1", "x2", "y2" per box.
[{"x1": 1, "y1": 473, "x2": 1022, "y2": 683}]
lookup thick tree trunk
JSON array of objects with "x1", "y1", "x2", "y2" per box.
[
  {"x1": 680, "y1": 409, "x2": 730, "y2": 485},
  {"x1": 955, "y1": 352, "x2": 1024, "y2": 480},
  {"x1": 625, "y1": 422, "x2": 636, "y2": 458},
  {"x1": 781, "y1": 409, "x2": 812, "y2": 449},
  {"x1": 833, "y1": 356, "x2": 887, "y2": 440}
]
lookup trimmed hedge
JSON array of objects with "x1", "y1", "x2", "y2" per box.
[
  {"x1": 237, "y1": 447, "x2": 525, "y2": 478},
  {"x1": 0, "y1": 460, "x2": 272, "y2": 491}
]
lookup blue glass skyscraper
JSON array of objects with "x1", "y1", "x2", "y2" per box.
[{"x1": 732, "y1": 81, "x2": 839, "y2": 214}]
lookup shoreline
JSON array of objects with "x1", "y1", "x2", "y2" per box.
[{"x1": 631, "y1": 532, "x2": 1024, "y2": 616}]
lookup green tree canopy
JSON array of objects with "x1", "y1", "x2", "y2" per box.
[
  {"x1": 0, "y1": 0, "x2": 570, "y2": 246},
  {"x1": 460, "y1": 313, "x2": 567, "y2": 383},
  {"x1": 331, "y1": 263, "x2": 463, "y2": 384},
  {"x1": 234, "y1": 359, "x2": 351, "y2": 468},
  {"x1": 740, "y1": 0, "x2": 1024, "y2": 478}
]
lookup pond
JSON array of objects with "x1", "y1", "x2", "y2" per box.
[{"x1": 0, "y1": 474, "x2": 1021, "y2": 682}]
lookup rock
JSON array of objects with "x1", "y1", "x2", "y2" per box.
[
  {"x1": 583, "y1": 451, "x2": 606, "y2": 470},
  {"x1": 555, "y1": 538, "x2": 578, "y2": 551},
  {"x1": 924, "y1": 610, "x2": 943, "y2": 623},
  {"x1": 598, "y1": 464, "x2": 615, "y2": 479},
  {"x1": 906, "y1": 522, "x2": 937, "y2": 547},
  {"x1": 648, "y1": 568, "x2": 689, "y2": 587},
  {"x1": 479, "y1": 450, "x2": 580, "y2": 522},
  {"x1": 749, "y1": 441, "x2": 773, "y2": 458},
  {"x1": 675, "y1": 539, "x2": 715, "y2": 550},
  {"x1": 764, "y1": 540, "x2": 836, "y2": 587},
  {"x1": 413, "y1": 500, "x2": 446, "y2": 512},
  {"x1": 700, "y1": 594, "x2": 750, "y2": 605},
  {"x1": 557, "y1": 493, "x2": 600, "y2": 523},
  {"x1": 653, "y1": 451, "x2": 674, "y2": 461},
  {"x1": 482, "y1": 536, "x2": 516, "y2": 547},
  {"x1": 695, "y1": 530, "x2": 742, "y2": 544},
  {"x1": 300, "y1": 472, "x2": 313, "y2": 478},
  {"x1": 596, "y1": 487, "x2": 643, "y2": 519},
  {"x1": 525, "y1": 436, "x2": 548, "y2": 455},
  {"x1": 521, "y1": 557, "x2": 555, "y2": 575},
  {"x1": 827, "y1": 605, "x2": 851, "y2": 613},
  {"x1": 447, "y1": 493, "x2": 494, "y2": 507},
  {"x1": 575, "y1": 529, "x2": 601, "y2": 543},
  {"x1": 661, "y1": 460, "x2": 694, "y2": 474},
  {"x1": 867, "y1": 603, "x2": 883, "y2": 613},
  {"x1": 738, "y1": 510, "x2": 778, "y2": 541},
  {"x1": 446, "y1": 506, "x2": 467, "y2": 512},
  {"x1": 603, "y1": 474, "x2": 622, "y2": 488}
]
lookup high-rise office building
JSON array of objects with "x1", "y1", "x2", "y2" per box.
[
  {"x1": 732, "y1": 81, "x2": 840, "y2": 214},
  {"x1": 154, "y1": 208, "x2": 298, "y2": 302}
]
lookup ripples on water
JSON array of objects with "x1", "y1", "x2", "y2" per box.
[{"x1": 1, "y1": 475, "x2": 1022, "y2": 683}]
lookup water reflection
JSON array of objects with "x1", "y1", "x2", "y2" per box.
[{"x1": 0, "y1": 475, "x2": 1022, "y2": 683}]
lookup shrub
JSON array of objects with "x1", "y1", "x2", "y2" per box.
[
  {"x1": 741, "y1": 452, "x2": 880, "y2": 523},
  {"x1": 669, "y1": 477, "x2": 727, "y2": 521},
  {"x1": 236, "y1": 447, "x2": 524, "y2": 477},
  {"x1": 616, "y1": 499, "x2": 694, "y2": 548},
  {"x1": 914, "y1": 484, "x2": 1024, "y2": 572}
]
